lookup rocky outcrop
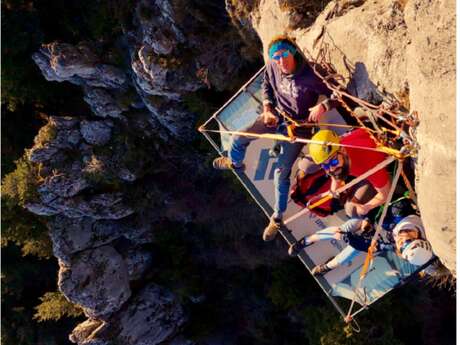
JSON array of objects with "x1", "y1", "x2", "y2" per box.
[
  {"x1": 83, "y1": 88, "x2": 128, "y2": 119},
  {"x1": 32, "y1": 0, "x2": 252, "y2": 141},
  {"x1": 32, "y1": 42, "x2": 127, "y2": 88},
  {"x1": 24, "y1": 1, "x2": 455, "y2": 345},
  {"x1": 238, "y1": 0, "x2": 455, "y2": 274},
  {"x1": 59, "y1": 245, "x2": 131, "y2": 318},
  {"x1": 80, "y1": 120, "x2": 113, "y2": 146},
  {"x1": 69, "y1": 284, "x2": 187, "y2": 345}
]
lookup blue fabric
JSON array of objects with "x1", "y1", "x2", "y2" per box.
[
  {"x1": 303, "y1": 223, "x2": 362, "y2": 267},
  {"x1": 333, "y1": 245, "x2": 361, "y2": 266},
  {"x1": 269, "y1": 41, "x2": 297, "y2": 59},
  {"x1": 228, "y1": 117, "x2": 303, "y2": 217},
  {"x1": 261, "y1": 62, "x2": 332, "y2": 121}
]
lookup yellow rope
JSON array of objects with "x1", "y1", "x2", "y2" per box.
[{"x1": 200, "y1": 128, "x2": 407, "y2": 159}]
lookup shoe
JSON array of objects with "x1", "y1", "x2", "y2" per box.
[
  {"x1": 212, "y1": 156, "x2": 243, "y2": 171},
  {"x1": 312, "y1": 263, "x2": 332, "y2": 276},
  {"x1": 262, "y1": 217, "x2": 282, "y2": 241},
  {"x1": 288, "y1": 237, "x2": 311, "y2": 257}
]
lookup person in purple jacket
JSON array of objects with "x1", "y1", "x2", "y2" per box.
[{"x1": 213, "y1": 35, "x2": 339, "y2": 241}]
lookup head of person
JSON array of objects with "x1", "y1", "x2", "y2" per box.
[
  {"x1": 393, "y1": 218, "x2": 433, "y2": 266},
  {"x1": 267, "y1": 36, "x2": 299, "y2": 74},
  {"x1": 309, "y1": 129, "x2": 349, "y2": 180}
]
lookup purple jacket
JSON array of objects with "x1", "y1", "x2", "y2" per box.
[{"x1": 262, "y1": 60, "x2": 333, "y2": 121}]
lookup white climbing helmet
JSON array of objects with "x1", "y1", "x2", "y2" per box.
[{"x1": 401, "y1": 239, "x2": 433, "y2": 266}]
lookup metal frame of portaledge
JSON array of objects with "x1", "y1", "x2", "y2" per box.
[
  {"x1": 199, "y1": 65, "x2": 350, "y2": 320},
  {"x1": 198, "y1": 66, "x2": 427, "y2": 322}
]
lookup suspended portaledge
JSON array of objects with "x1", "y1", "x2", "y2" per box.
[{"x1": 199, "y1": 66, "x2": 432, "y2": 323}]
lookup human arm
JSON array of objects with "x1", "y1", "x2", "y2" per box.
[
  {"x1": 307, "y1": 70, "x2": 341, "y2": 121},
  {"x1": 261, "y1": 66, "x2": 279, "y2": 127},
  {"x1": 351, "y1": 181, "x2": 391, "y2": 216},
  {"x1": 308, "y1": 101, "x2": 327, "y2": 122},
  {"x1": 262, "y1": 66, "x2": 276, "y2": 109}
]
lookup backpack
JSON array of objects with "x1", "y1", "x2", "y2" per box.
[
  {"x1": 381, "y1": 198, "x2": 417, "y2": 230},
  {"x1": 290, "y1": 169, "x2": 341, "y2": 217}
]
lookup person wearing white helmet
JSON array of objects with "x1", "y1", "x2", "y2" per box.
[
  {"x1": 288, "y1": 213, "x2": 435, "y2": 276},
  {"x1": 392, "y1": 214, "x2": 434, "y2": 266}
]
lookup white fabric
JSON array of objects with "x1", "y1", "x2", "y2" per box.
[{"x1": 392, "y1": 214, "x2": 426, "y2": 240}]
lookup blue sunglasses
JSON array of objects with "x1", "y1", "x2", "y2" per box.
[
  {"x1": 272, "y1": 51, "x2": 290, "y2": 61},
  {"x1": 321, "y1": 157, "x2": 339, "y2": 170},
  {"x1": 399, "y1": 239, "x2": 413, "y2": 255}
]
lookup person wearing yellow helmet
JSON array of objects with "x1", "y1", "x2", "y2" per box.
[
  {"x1": 212, "y1": 35, "x2": 343, "y2": 241},
  {"x1": 309, "y1": 128, "x2": 391, "y2": 218}
]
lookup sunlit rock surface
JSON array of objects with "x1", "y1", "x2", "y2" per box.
[{"x1": 240, "y1": 0, "x2": 456, "y2": 275}]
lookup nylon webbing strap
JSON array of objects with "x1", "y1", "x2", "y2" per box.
[
  {"x1": 200, "y1": 128, "x2": 405, "y2": 158},
  {"x1": 345, "y1": 159, "x2": 403, "y2": 322},
  {"x1": 284, "y1": 155, "x2": 396, "y2": 225}
]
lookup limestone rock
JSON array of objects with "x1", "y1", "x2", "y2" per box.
[
  {"x1": 49, "y1": 116, "x2": 80, "y2": 129},
  {"x1": 404, "y1": 0, "x2": 456, "y2": 274},
  {"x1": 69, "y1": 285, "x2": 187, "y2": 345},
  {"x1": 69, "y1": 319, "x2": 106, "y2": 345},
  {"x1": 135, "y1": 0, "x2": 185, "y2": 55},
  {"x1": 111, "y1": 284, "x2": 186, "y2": 344},
  {"x1": 132, "y1": 45, "x2": 202, "y2": 100},
  {"x1": 86, "y1": 65, "x2": 127, "y2": 89},
  {"x1": 80, "y1": 120, "x2": 113, "y2": 146},
  {"x1": 24, "y1": 202, "x2": 60, "y2": 216},
  {"x1": 48, "y1": 216, "x2": 128, "y2": 264},
  {"x1": 28, "y1": 145, "x2": 59, "y2": 163},
  {"x1": 59, "y1": 245, "x2": 131, "y2": 318},
  {"x1": 243, "y1": 0, "x2": 456, "y2": 274},
  {"x1": 32, "y1": 42, "x2": 126, "y2": 89},
  {"x1": 83, "y1": 88, "x2": 127, "y2": 118},
  {"x1": 122, "y1": 247, "x2": 153, "y2": 281},
  {"x1": 39, "y1": 174, "x2": 89, "y2": 198},
  {"x1": 46, "y1": 193, "x2": 134, "y2": 220},
  {"x1": 141, "y1": 94, "x2": 195, "y2": 140}
]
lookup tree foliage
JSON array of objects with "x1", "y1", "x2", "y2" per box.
[
  {"x1": 34, "y1": 291, "x2": 84, "y2": 322},
  {"x1": 2, "y1": 155, "x2": 40, "y2": 206}
]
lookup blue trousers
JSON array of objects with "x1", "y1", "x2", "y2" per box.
[
  {"x1": 229, "y1": 115, "x2": 304, "y2": 218},
  {"x1": 310, "y1": 225, "x2": 362, "y2": 267}
]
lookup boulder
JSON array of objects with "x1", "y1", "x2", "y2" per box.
[
  {"x1": 28, "y1": 145, "x2": 59, "y2": 163},
  {"x1": 48, "y1": 216, "x2": 128, "y2": 264},
  {"x1": 121, "y1": 247, "x2": 153, "y2": 281},
  {"x1": 80, "y1": 120, "x2": 113, "y2": 146},
  {"x1": 83, "y1": 88, "x2": 126, "y2": 118},
  {"x1": 32, "y1": 42, "x2": 126, "y2": 89},
  {"x1": 135, "y1": 0, "x2": 185, "y2": 55},
  {"x1": 58, "y1": 245, "x2": 131, "y2": 318},
  {"x1": 110, "y1": 284, "x2": 186, "y2": 344},
  {"x1": 69, "y1": 319, "x2": 106, "y2": 344},
  {"x1": 39, "y1": 174, "x2": 89, "y2": 198}
]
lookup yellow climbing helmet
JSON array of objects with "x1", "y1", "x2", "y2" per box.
[{"x1": 309, "y1": 130, "x2": 340, "y2": 164}]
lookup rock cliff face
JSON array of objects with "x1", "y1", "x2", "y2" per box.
[
  {"x1": 27, "y1": 0, "x2": 455, "y2": 343},
  {"x1": 240, "y1": 0, "x2": 455, "y2": 274},
  {"x1": 29, "y1": 0, "x2": 261, "y2": 343}
]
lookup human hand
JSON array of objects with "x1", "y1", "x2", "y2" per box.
[
  {"x1": 308, "y1": 103, "x2": 326, "y2": 122},
  {"x1": 263, "y1": 110, "x2": 279, "y2": 128},
  {"x1": 349, "y1": 202, "x2": 371, "y2": 216}
]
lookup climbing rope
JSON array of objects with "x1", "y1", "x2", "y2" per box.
[
  {"x1": 284, "y1": 155, "x2": 397, "y2": 225},
  {"x1": 344, "y1": 159, "x2": 404, "y2": 324},
  {"x1": 199, "y1": 128, "x2": 407, "y2": 159}
]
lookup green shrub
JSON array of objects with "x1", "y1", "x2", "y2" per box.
[
  {"x1": 2, "y1": 155, "x2": 40, "y2": 205},
  {"x1": 34, "y1": 122, "x2": 57, "y2": 147},
  {"x1": 34, "y1": 291, "x2": 83, "y2": 322},
  {"x1": 1, "y1": 196, "x2": 53, "y2": 258}
]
